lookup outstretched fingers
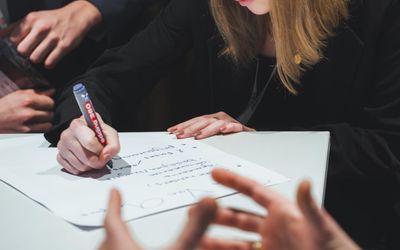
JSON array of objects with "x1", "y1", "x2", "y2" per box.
[
  {"x1": 168, "y1": 198, "x2": 217, "y2": 250},
  {"x1": 213, "y1": 207, "x2": 264, "y2": 233},
  {"x1": 212, "y1": 168, "x2": 283, "y2": 209},
  {"x1": 296, "y1": 181, "x2": 326, "y2": 228},
  {"x1": 100, "y1": 189, "x2": 142, "y2": 250}
]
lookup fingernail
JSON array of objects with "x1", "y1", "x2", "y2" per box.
[{"x1": 220, "y1": 126, "x2": 226, "y2": 132}]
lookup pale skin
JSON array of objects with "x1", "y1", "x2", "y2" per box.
[
  {"x1": 99, "y1": 189, "x2": 217, "y2": 250},
  {"x1": 99, "y1": 168, "x2": 360, "y2": 250},
  {"x1": 0, "y1": 0, "x2": 102, "y2": 68},
  {"x1": 168, "y1": 0, "x2": 275, "y2": 139},
  {"x1": 56, "y1": 0, "x2": 360, "y2": 248},
  {"x1": 0, "y1": 89, "x2": 55, "y2": 133},
  {"x1": 56, "y1": 0, "x2": 274, "y2": 172},
  {"x1": 56, "y1": 115, "x2": 120, "y2": 175},
  {"x1": 0, "y1": 1, "x2": 102, "y2": 133},
  {"x1": 200, "y1": 168, "x2": 361, "y2": 250}
]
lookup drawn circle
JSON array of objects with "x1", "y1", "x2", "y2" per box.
[{"x1": 140, "y1": 198, "x2": 164, "y2": 209}]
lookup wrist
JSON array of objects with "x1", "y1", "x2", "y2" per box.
[{"x1": 68, "y1": 1, "x2": 102, "y2": 30}]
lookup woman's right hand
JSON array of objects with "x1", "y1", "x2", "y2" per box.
[{"x1": 56, "y1": 114, "x2": 120, "y2": 175}]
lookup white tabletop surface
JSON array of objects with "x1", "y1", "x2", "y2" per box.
[{"x1": 0, "y1": 132, "x2": 329, "y2": 250}]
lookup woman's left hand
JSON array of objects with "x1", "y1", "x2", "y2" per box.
[{"x1": 167, "y1": 111, "x2": 255, "y2": 139}]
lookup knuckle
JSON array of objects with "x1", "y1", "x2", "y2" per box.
[
  {"x1": 85, "y1": 156, "x2": 98, "y2": 168},
  {"x1": 59, "y1": 130, "x2": 70, "y2": 143},
  {"x1": 47, "y1": 33, "x2": 59, "y2": 43},
  {"x1": 252, "y1": 186, "x2": 265, "y2": 201},
  {"x1": 183, "y1": 127, "x2": 194, "y2": 135},
  {"x1": 56, "y1": 153, "x2": 63, "y2": 165},
  {"x1": 59, "y1": 39, "x2": 72, "y2": 49},
  {"x1": 207, "y1": 117, "x2": 217, "y2": 123},
  {"x1": 20, "y1": 110, "x2": 35, "y2": 122},
  {"x1": 86, "y1": 137, "x2": 100, "y2": 150},
  {"x1": 70, "y1": 118, "x2": 82, "y2": 129},
  {"x1": 35, "y1": 21, "x2": 51, "y2": 33},
  {"x1": 25, "y1": 12, "x2": 37, "y2": 22},
  {"x1": 21, "y1": 96, "x2": 33, "y2": 107}
]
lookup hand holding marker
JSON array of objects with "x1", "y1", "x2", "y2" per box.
[{"x1": 73, "y1": 83, "x2": 113, "y2": 170}]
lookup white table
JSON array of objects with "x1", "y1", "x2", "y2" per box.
[{"x1": 0, "y1": 132, "x2": 329, "y2": 250}]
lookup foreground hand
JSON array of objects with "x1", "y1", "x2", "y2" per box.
[
  {"x1": 99, "y1": 189, "x2": 217, "y2": 250},
  {"x1": 0, "y1": 89, "x2": 54, "y2": 132},
  {"x1": 200, "y1": 168, "x2": 360, "y2": 250},
  {"x1": 168, "y1": 111, "x2": 255, "y2": 139},
  {"x1": 56, "y1": 114, "x2": 120, "y2": 175},
  {"x1": 0, "y1": 1, "x2": 101, "y2": 68}
]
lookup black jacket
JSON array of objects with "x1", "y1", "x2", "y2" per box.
[{"x1": 46, "y1": 0, "x2": 400, "y2": 247}]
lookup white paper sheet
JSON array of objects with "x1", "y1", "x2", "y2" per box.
[{"x1": 0, "y1": 133, "x2": 289, "y2": 226}]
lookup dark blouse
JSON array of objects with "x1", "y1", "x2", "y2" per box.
[{"x1": 46, "y1": 0, "x2": 400, "y2": 247}]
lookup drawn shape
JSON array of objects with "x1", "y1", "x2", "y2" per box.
[
  {"x1": 186, "y1": 189, "x2": 214, "y2": 199},
  {"x1": 140, "y1": 198, "x2": 164, "y2": 209}
]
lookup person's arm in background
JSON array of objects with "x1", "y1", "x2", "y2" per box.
[
  {"x1": 0, "y1": 1, "x2": 101, "y2": 133},
  {"x1": 0, "y1": 89, "x2": 54, "y2": 132},
  {"x1": 47, "y1": 0, "x2": 197, "y2": 174},
  {"x1": 0, "y1": 1, "x2": 102, "y2": 68},
  {"x1": 88, "y1": 0, "x2": 147, "y2": 46}
]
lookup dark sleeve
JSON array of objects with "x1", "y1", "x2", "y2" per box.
[
  {"x1": 45, "y1": 0, "x2": 194, "y2": 144},
  {"x1": 320, "y1": 3, "x2": 400, "y2": 242},
  {"x1": 313, "y1": 2, "x2": 400, "y2": 183},
  {"x1": 88, "y1": 0, "x2": 145, "y2": 42}
]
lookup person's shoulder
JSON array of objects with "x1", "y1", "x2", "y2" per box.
[
  {"x1": 161, "y1": 0, "x2": 209, "y2": 20},
  {"x1": 350, "y1": 0, "x2": 400, "y2": 19},
  {"x1": 346, "y1": 0, "x2": 400, "y2": 41}
]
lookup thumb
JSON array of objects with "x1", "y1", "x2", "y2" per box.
[
  {"x1": 167, "y1": 198, "x2": 217, "y2": 250},
  {"x1": 102, "y1": 189, "x2": 142, "y2": 250},
  {"x1": 104, "y1": 189, "x2": 124, "y2": 234},
  {"x1": 297, "y1": 181, "x2": 326, "y2": 228}
]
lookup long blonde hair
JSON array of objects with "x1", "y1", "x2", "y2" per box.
[{"x1": 209, "y1": 0, "x2": 349, "y2": 94}]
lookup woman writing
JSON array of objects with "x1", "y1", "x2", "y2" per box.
[{"x1": 49, "y1": 0, "x2": 400, "y2": 248}]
